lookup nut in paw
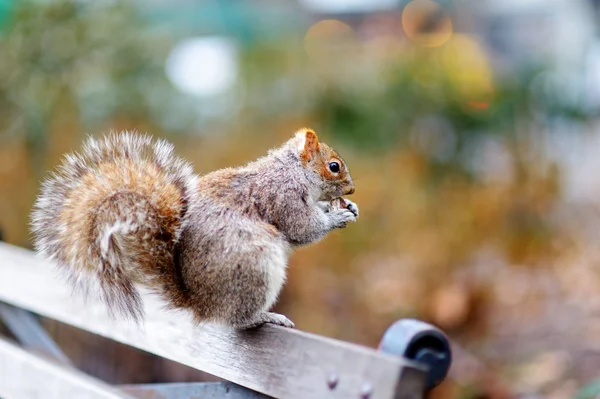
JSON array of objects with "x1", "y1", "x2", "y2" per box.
[{"x1": 330, "y1": 198, "x2": 359, "y2": 218}]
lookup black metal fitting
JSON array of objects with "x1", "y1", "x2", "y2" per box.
[{"x1": 379, "y1": 318, "x2": 452, "y2": 390}]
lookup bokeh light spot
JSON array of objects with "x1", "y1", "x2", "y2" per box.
[
  {"x1": 402, "y1": 0, "x2": 453, "y2": 48},
  {"x1": 165, "y1": 36, "x2": 237, "y2": 98},
  {"x1": 304, "y1": 19, "x2": 355, "y2": 56},
  {"x1": 299, "y1": 0, "x2": 399, "y2": 14},
  {"x1": 441, "y1": 34, "x2": 494, "y2": 104}
]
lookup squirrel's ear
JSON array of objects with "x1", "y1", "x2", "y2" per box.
[{"x1": 297, "y1": 128, "x2": 320, "y2": 163}]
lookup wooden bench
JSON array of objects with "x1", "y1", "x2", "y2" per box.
[{"x1": 0, "y1": 242, "x2": 451, "y2": 399}]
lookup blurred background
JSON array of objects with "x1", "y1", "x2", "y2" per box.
[{"x1": 2, "y1": 0, "x2": 600, "y2": 397}]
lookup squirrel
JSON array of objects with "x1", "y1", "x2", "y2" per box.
[{"x1": 30, "y1": 128, "x2": 358, "y2": 329}]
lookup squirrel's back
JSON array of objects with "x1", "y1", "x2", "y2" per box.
[{"x1": 31, "y1": 132, "x2": 198, "y2": 321}]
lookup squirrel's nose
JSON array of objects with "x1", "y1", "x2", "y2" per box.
[{"x1": 344, "y1": 186, "x2": 355, "y2": 195}]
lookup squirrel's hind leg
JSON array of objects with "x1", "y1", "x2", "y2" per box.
[
  {"x1": 179, "y1": 218, "x2": 293, "y2": 330},
  {"x1": 235, "y1": 312, "x2": 295, "y2": 330}
]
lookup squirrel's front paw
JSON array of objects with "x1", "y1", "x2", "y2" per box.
[
  {"x1": 329, "y1": 208, "x2": 357, "y2": 228},
  {"x1": 328, "y1": 198, "x2": 358, "y2": 228},
  {"x1": 344, "y1": 199, "x2": 359, "y2": 218}
]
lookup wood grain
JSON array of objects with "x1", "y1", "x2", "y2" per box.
[
  {"x1": 0, "y1": 336, "x2": 134, "y2": 399},
  {"x1": 0, "y1": 243, "x2": 426, "y2": 399},
  {"x1": 120, "y1": 382, "x2": 271, "y2": 399}
]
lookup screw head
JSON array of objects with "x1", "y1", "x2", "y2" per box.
[
  {"x1": 360, "y1": 382, "x2": 373, "y2": 399},
  {"x1": 327, "y1": 373, "x2": 339, "y2": 389}
]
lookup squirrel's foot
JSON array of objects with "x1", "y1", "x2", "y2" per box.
[
  {"x1": 344, "y1": 199, "x2": 359, "y2": 218},
  {"x1": 327, "y1": 199, "x2": 358, "y2": 228},
  {"x1": 325, "y1": 198, "x2": 359, "y2": 218},
  {"x1": 239, "y1": 312, "x2": 295, "y2": 330},
  {"x1": 330, "y1": 209, "x2": 356, "y2": 228}
]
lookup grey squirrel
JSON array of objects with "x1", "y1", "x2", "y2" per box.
[{"x1": 31, "y1": 128, "x2": 358, "y2": 329}]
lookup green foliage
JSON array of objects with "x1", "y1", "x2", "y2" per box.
[
  {"x1": 239, "y1": 35, "x2": 590, "y2": 182},
  {"x1": 0, "y1": 0, "x2": 196, "y2": 152},
  {"x1": 315, "y1": 62, "x2": 582, "y2": 154}
]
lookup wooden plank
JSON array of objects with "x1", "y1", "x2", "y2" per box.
[
  {"x1": 0, "y1": 336, "x2": 134, "y2": 399},
  {"x1": 41, "y1": 319, "x2": 217, "y2": 385},
  {"x1": 0, "y1": 303, "x2": 72, "y2": 365},
  {"x1": 0, "y1": 243, "x2": 426, "y2": 399}
]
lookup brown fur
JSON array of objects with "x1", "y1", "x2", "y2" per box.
[
  {"x1": 31, "y1": 129, "x2": 358, "y2": 329},
  {"x1": 300, "y1": 129, "x2": 320, "y2": 164}
]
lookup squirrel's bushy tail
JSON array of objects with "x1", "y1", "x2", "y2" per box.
[{"x1": 31, "y1": 131, "x2": 198, "y2": 322}]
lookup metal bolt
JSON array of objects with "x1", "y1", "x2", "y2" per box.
[
  {"x1": 360, "y1": 382, "x2": 373, "y2": 399},
  {"x1": 327, "y1": 373, "x2": 339, "y2": 390}
]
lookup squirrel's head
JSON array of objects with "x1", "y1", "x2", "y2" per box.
[{"x1": 294, "y1": 128, "x2": 355, "y2": 200}]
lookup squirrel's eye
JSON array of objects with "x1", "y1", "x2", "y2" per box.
[{"x1": 328, "y1": 162, "x2": 340, "y2": 173}]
